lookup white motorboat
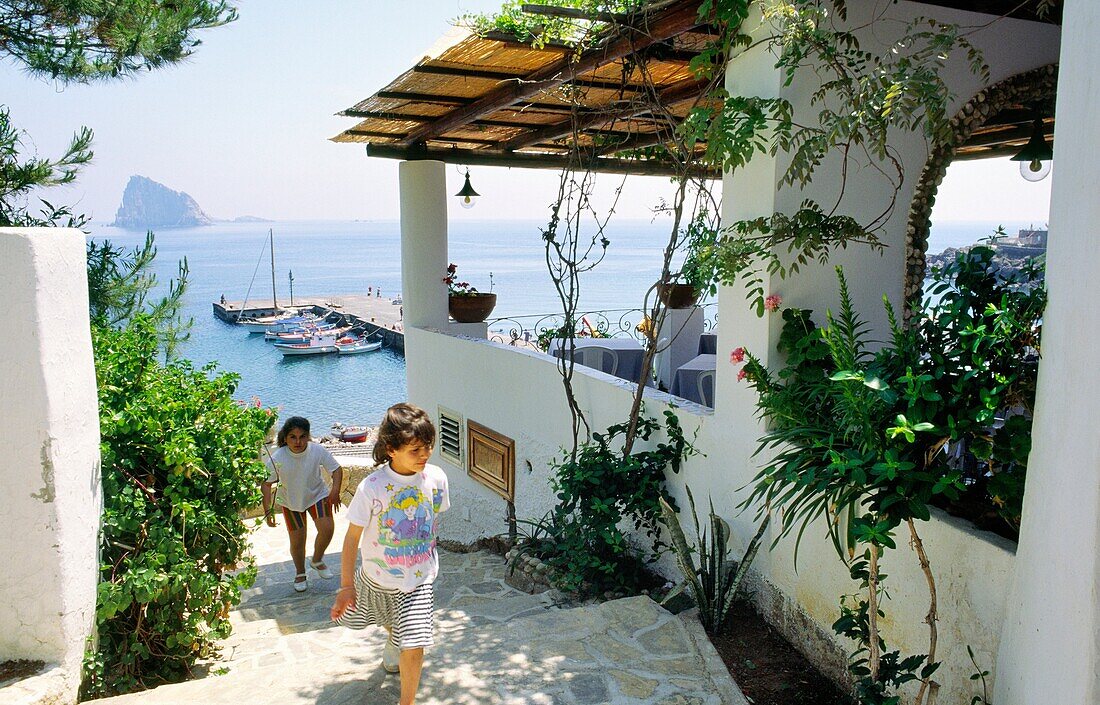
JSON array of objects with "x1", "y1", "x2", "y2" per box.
[
  {"x1": 336, "y1": 335, "x2": 383, "y2": 354},
  {"x1": 274, "y1": 333, "x2": 339, "y2": 356}
]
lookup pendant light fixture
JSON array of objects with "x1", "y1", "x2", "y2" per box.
[
  {"x1": 455, "y1": 168, "x2": 480, "y2": 209},
  {"x1": 1010, "y1": 116, "x2": 1053, "y2": 182}
]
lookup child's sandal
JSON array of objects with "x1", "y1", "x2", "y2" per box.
[{"x1": 293, "y1": 572, "x2": 308, "y2": 593}]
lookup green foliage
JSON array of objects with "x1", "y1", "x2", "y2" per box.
[
  {"x1": 519, "y1": 410, "x2": 694, "y2": 596},
  {"x1": 715, "y1": 201, "x2": 883, "y2": 316},
  {"x1": 3, "y1": 1, "x2": 238, "y2": 82},
  {"x1": 658, "y1": 487, "x2": 768, "y2": 635},
  {"x1": 87, "y1": 231, "x2": 192, "y2": 358},
  {"x1": 82, "y1": 317, "x2": 274, "y2": 697},
  {"x1": 0, "y1": 106, "x2": 92, "y2": 227},
  {"x1": 457, "y1": 0, "x2": 647, "y2": 47},
  {"x1": 676, "y1": 208, "x2": 721, "y2": 297}
]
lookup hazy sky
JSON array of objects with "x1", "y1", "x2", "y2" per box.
[{"x1": 1, "y1": 1, "x2": 1050, "y2": 224}]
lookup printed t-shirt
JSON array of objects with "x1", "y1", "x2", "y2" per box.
[
  {"x1": 264, "y1": 442, "x2": 340, "y2": 511},
  {"x1": 346, "y1": 462, "x2": 450, "y2": 591}
]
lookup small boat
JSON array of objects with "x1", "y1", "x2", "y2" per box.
[
  {"x1": 336, "y1": 335, "x2": 383, "y2": 355},
  {"x1": 334, "y1": 426, "x2": 371, "y2": 443},
  {"x1": 274, "y1": 333, "x2": 338, "y2": 356},
  {"x1": 265, "y1": 323, "x2": 345, "y2": 344},
  {"x1": 240, "y1": 314, "x2": 314, "y2": 334}
]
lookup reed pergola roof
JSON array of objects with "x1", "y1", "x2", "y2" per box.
[
  {"x1": 333, "y1": 0, "x2": 1059, "y2": 177},
  {"x1": 331, "y1": 0, "x2": 720, "y2": 178}
]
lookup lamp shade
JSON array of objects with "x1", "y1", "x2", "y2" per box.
[
  {"x1": 455, "y1": 169, "x2": 479, "y2": 209},
  {"x1": 1011, "y1": 119, "x2": 1053, "y2": 181}
]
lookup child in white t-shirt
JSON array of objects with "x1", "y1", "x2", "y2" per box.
[
  {"x1": 331, "y1": 403, "x2": 449, "y2": 705},
  {"x1": 261, "y1": 416, "x2": 343, "y2": 592}
]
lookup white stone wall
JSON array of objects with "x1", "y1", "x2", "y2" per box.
[{"x1": 1, "y1": 228, "x2": 102, "y2": 700}]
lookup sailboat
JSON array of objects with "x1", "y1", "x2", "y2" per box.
[{"x1": 238, "y1": 229, "x2": 298, "y2": 330}]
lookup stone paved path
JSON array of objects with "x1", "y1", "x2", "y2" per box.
[{"x1": 96, "y1": 513, "x2": 747, "y2": 705}]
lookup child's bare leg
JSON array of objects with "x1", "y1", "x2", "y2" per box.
[
  {"x1": 398, "y1": 648, "x2": 424, "y2": 705},
  {"x1": 311, "y1": 514, "x2": 335, "y2": 564},
  {"x1": 288, "y1": 526, "x2": 307, "y2": 581}
]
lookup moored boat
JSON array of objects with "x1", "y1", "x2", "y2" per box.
[
  {"x1": 335, "y1": 335, "x2": 383, "y2": 354},
  {"x1": 334, "y1": 426, "x2": 371, "y2": 443},
  {"x1": 265, "y1": 322, "x2": 344, "y2": 344},
  {"x1": 273, "y1": 333, "x2": 339, "y2": 356}
]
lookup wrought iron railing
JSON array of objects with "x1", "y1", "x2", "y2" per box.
[{"x1": 486, "y1": 302, "x2": 717, "y2": 350}]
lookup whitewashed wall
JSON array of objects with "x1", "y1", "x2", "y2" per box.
[
  {"x1": 408, "y1": 324, "x2": 1017, "y2": 703},
  {"x1": 1, "y1": 228, "x2": 102, "y2": 702}
]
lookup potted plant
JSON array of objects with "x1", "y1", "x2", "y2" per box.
[
  {"x1": 444, "y1": 263, "x2": 497, "y2": 323},
  {"x1": 659, "y1": 214, "x2": 719, "y2": 309}
]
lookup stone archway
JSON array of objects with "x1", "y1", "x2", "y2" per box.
[{"x1": 903, "y1": 63, "x2": 1058, "y2": 314}]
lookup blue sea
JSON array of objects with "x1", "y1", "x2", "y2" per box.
[{"x1": 87, "y1": 218, "x2": 1037, "y2": 430}]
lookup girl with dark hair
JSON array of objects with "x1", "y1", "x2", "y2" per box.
[
  {"x1": 331, "y1": 403, "x2": 449, "y2": 705},
  {"x1": 261, "y1": 416, "x2": 343, "y2": 593}
]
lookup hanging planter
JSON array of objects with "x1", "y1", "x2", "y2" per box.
[
  {"x1": 657, "y1": 282, "x2": 700, "y2": 309},
  {"x1": 448, "y1": 293, "x2": 497, "y2": 323}
]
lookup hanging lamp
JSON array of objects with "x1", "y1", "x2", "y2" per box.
[
  {"x1": 1010, "y1": 117, "x2": 1053, "y2": 182},
  {"x1": 455, "y1": 168, "x2": 480, "y2": 209}
]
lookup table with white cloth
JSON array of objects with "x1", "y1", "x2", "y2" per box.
[
  {"x1": 698, "y1": 331, "x2": 717, "y2": 355},
  {"x1": 547, "y1": 337, "x2": 647, "y2": 383},
  {"x1": 670, "y1": 353, "x2": 717, "y2": 406}
]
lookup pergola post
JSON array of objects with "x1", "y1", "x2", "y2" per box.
[
  {"x1": 399, "y1": 160, "x2": 449, "y2": 330},
  {"x1": 995, "y1": 2, "x2": 1100, "y2": 703}
]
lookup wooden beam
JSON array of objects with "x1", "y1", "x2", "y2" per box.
[
  {"x1": 499, "y1": 76, "x2": 706, "y2": 151},
  {"x1": 398, "y1": 1, "x2": 705, "y2": 147},
  {"x1": 376, "y1": 90, "x2": 475, "y2": 105},
  {"x1": 953, "y1": 144, "x2": 1050, "y2": 162},
  {"x1": 341, "y1": 109, "x2": 539, "y2": 130},
  {"x1": 481, "y1": 30, "x2": 573, "y2": 51},
  {"x1": 960, "y1": 124, "x2": 1053, "y2": 150},
  {"x1": 365, "y1": 143, "x2": 718, "y2": 179}
]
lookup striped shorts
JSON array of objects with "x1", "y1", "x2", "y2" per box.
[
  {"x1": 334, "y1": 568, "x2": 435, "y2": 650},
  {"x1": 281, "y1": 497, "x2": 331, "y2": 531}
]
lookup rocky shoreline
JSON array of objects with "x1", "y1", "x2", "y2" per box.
[{"x1": 926, "y1": 243, "x2": 1045, "y2": 281}]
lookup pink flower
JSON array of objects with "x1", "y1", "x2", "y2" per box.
[
  {"x1": 764, "y1": 294, "x2": 782, "y2": 312},
  {"x1": 729, "y1": 347, "x2": 745, "y2": 364},
  {"x1": 737, "y1": 367, "x2": 748, "y2": 382}
]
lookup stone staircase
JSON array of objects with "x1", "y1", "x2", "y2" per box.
[{"x1": 94, "y1": 514, "x2": 747, "y2": 705}]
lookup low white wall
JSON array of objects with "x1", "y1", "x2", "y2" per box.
[
  {"x1": 0, "y1": 228, "x2": 102, "y2": 700},
  {"x1": 408, "y1": 325, "x2": 1016, "y2": 704}
]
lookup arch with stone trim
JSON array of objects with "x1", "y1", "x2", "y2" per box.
[{"x1": 902, "y1": 63, "x2": 1058, "y2": 315}]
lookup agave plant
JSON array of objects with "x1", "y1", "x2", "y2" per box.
[{"x1": 658, "y1": 487, "x2": 768, "y2": 635}]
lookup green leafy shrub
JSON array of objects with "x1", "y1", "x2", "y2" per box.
[
  {"x1": 82, "y1": 317, "x2": 274, "y2": 697},
  {"x1": 516, "y1": 410, "x2": 693, "y2": 596}
]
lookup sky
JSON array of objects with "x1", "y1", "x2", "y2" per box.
[{"x1": 0, "y1": 1, "x2": 1051, "y2": 224}]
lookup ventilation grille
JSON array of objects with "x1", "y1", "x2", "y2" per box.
[{"x1": 438, "y1": 406, "x2": 464, "y2": 468}]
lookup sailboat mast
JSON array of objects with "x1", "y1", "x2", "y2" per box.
[{"x1": 269, "y1": 229, "x2": 278, "y2": 309}]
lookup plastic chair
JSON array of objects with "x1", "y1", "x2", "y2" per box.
[
  {"x1": 697, "y1": 369, "x2": 715, "y2": 407},
  {"x1": 575, "y1": 345, "x2": 620, "y2": 377}
]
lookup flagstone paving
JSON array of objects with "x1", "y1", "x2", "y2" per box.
[{"x1": 95, "y1": 512, "x2": 748, "y2": 705}]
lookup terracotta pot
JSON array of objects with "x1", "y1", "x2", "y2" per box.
[
  {"x1": 657, "y1": 283, "x2": 700, "y2": 309},
  {"x1": 448, "y1": 293, "x2": 497, "y2": 323}
]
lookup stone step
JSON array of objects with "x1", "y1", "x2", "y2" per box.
[
  {"x1": 97, "y1": 596, "x2": 747, "y2": 705},
  {"x1": 214, "y1": 548, "x2": 568, "y2": 672}
]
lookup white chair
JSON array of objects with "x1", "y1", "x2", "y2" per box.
[
  {"x1": 575, "y1": 345, "x2": 619, "y2": 377},
  {"x1": 696, "y1": 369, "x2": 715, "y2": 407}
]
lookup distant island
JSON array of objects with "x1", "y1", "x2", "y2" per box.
[
  {"x1": 111, "y1": 176, "x2": 274, "y2": 229},
  {"x1": 112, "y1": 175, "x2": 213, "y2": 229}
]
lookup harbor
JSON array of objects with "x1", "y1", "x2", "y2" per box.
[{"x1": 213, "y1": 293, "x2": 406, "y2": 354}]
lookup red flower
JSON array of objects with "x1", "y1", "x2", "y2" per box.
[
  {"x1": 764, "y1": 294, "x2": 783, "y2": 312},
  {"x1": 737, "y1": 367, "x2": 748, "y2": 382},
  {"x1": 729, "y1": 347, "x2": 745, "y2": 364}
]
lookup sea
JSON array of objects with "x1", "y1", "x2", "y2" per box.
[{"x1": 86, "y1": 217, "x2": 1041, "y2": 431}]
